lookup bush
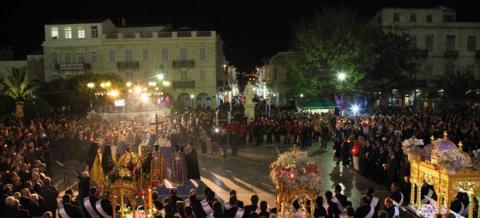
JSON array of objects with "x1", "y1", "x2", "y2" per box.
[{"x1": 24, "y1": 97, "x2": 53, "y2": 120}]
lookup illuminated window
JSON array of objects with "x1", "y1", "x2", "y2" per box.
[
  {"x1": 78, "y1": 28, "x2": 85, "y2": 38},
  {"x1": 51, "y1": 27, "x2": 59, "y2": 39},
  {"x1": 64, "y1": 27, "x2": 72, "y2": 39}
]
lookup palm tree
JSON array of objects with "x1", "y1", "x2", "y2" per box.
[
  {"x1": 0, "y1": 67, "x2": 38, "y2": 118},
  {"x1": 435, "y1": 70, "x2": 475, "y2": 99}
]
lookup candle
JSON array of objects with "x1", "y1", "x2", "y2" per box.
[
  {"x1": 120, "y1": 191, "x2": 124, "y2": 217},
  {"x1": 113, "y1": 195, "x2": 117, "y2": 218},
  {"x1": 148, "y1": 188, "x2": 153, "y2": 215}
]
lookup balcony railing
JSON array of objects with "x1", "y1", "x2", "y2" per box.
[
  {"x1": 106, "y1": 33, "x2": 118, "y2": 39},
  {"x1": 158, "y1": 31, "x2": 172, "y2": 38},
  {"x1": 173, "y1": 81, "x2": 195, "y2": 88},
  {"x1": 414, "y1": 49, "x2": 429, "y2": 59},
  {"x1": 140, "y1": 32, "x2": 153, "y2": 38},
  {"x1": 123, "y1": 32, "x2": 135, "y2": 39},
  {"x1": 55, "y1": 63, "x2": 91, "y2": 71},
  {"x1": 177, "y1": 31, "x2": 192, "y2": 37},
  {"x1": 444, "y1": 50, "x2": 459, "y2": 58},
  {"x1": 117, "y1": 61, "x2": 139, "y2": 69},
  {"x1": 104, "y1": 31, "x2": 213, "y2": 39},
  {"x1": 197, "y1": 31, "x2": 212, "y2": 37},
  {"x1": 173, "y1": 60, "x2": 195, "y2": 67}
]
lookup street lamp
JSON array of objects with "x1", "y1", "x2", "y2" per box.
[
  {"x1": 157, "y1": 73, "x2": 165, "y2": 81},
  {"x1": 87, "y1": 82, "x2": 95, "y2": 89},
  {"x1": 337, "y1": 72, "x2": 347, "y2": 82},
  {"x1": 190, "y1": 94, "x2": 195, "y2": 108},
  {"x1": 126, "y1": 81, "x2": 132, "y2": 87}
]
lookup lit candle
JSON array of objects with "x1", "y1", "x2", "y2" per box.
[
  {"x1": 148, "y1": 188, "x2": 153, "y2": 215},
  {"x1": 113, "y1": 195, "x2": 117, "y2": 218}
]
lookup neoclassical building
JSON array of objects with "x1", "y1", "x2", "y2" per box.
[{"x1": 42, "y1": 19, "x2": 226, "y2": 108}]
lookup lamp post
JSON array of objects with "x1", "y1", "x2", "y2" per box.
[
  {"x1": 337, "y1": 72, "x2": 347, "y2": 115},
  {"x1": 190, "y1": 94, "x2": 195, "y2": 109},
  {"x1": 87, "y1": 82, "x2": 95, "y2": 110}
]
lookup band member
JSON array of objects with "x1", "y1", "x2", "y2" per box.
[{"x1": 58, "y1": 194, "x2": 82, "y2": 218}]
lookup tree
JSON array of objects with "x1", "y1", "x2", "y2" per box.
[
  {"x1": 361, "y1": 27, "x2": 419, "y2": 94},
  {"x1": 287, "y1": 6, "x2": 375, "y2": 97},
  {"x1": 434, "y1": 71, "x2": 475, "y2": 99},
  {"x1": 0, "y1": 67, "x2": 38, "y2": 118}
]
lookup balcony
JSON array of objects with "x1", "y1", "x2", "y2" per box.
[
  {"x1": 173, "y1": 81, "x2": 195, "y2": 88},
  {"x1": 444, "y1": 50, "x2": 459, "y2": 58},
  {"x1": 140, "y1": 32, "x2": 152, "y2": 38},
  {"x1": 173, "y1": 60, "x2": 195, "y2": 67},
  {"x1": 117, "y1": 61, "x2": 139, "y2": 69},
  {"x1": 55, "y1": 63, "x2": 91, "y2": 71},
  {"x1": 177, "y1": 31, "x2": 192, "y2": 37},
  {"x1": 414, "y1": 49, "x2": 429, "y2": 59},
  {"x1": 106, "y1": 33, "x2": 118, "y2": 39},
  {"x1": 196, "y1": 31, "x2": 212, "y2": 37},
  {"x1": 158, "y1": 31, "x2": 172, "y2": 38}
]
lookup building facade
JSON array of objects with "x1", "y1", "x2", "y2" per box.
[
  {"x1": 370, "y1": 6, "x2": 480, "y2": 107},
  {"x1": 258, "y1": 52, "x2": 296, "y2": 106},
  {"x1": 42, "y1": 19, "x2": 226, "y2": 108}
]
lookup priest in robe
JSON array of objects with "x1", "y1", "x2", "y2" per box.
[{"x1": 185, "y1": 143, "x2": 200, "y2": 179}]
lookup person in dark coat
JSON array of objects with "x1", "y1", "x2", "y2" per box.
[
  {"x1": 101, "y1": 145, "x2": 115, "y2": 176},
  {"x1": 163, "y1": 188, "x2": 183, "y2": 212},
  {"x1": 224, "y1": 196, "x2": 244, "y2": 218},
  {"x1": 96, "y1": 191, "x2": 113, "y2": 218},
  {"x1": 384, "y1": 198, "x2": 399, "y2": 218},
  {"x1": 188, "y1": 189, "x2": 205, "y2": 218},
  {"x1": 76, "y1": 170, "x2": 90, "y2": 201},
  {"x1": 243, "y1": 194, "x2": 259, "y2": 218},
  {"x1": 185, "y1": 143, "x2": 201, "y2": 179},
  {"x1": 334, "y1": 184, "x2": 348, "y2": 210},
  {"x1": 229, "y1": 190, "x2": 244, "y2": 208},
  {"x1": 82, "y1": 187, "x2": 100, "y2": 218},
  {"x1": 389, "y1": 183, "x2": 404, "y2": 206},
  {"x1": 86, "y1": 143, "x2": 99, "y2": 170},
  {"x1": 313, "y1": 197, "x2": 326, "y2": 218},
  {"x1": 258, "y1": 201, "x2": 269, "y2": 218},
  {"x1": 41, "y1": 177, "x2": 59, "y2": 216},
  {"x1": 2, "y1": 196, "x2": 30, "y2": 218},
  {"x1": 354, "y1": 196, "x2": 372, "y2": 218},
  {"x1": 27, "y1": 193, "x2": 47, "y2": 217},
  {"x1": 59, "y1": 194, "x2": 82, "y2": 218}
]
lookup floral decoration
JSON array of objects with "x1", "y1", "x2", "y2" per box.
[
  {"x1": 437, "y1": 149, "x2": 465, "y2": 173},
  {"x1": 270, "y1": 149, "x2": 321, "y2": 193},
  {"x1": 418, "y1": 203, "x2": 448, "y2": 218},
  {"x1": 402, "y1": 138, "x2": 424, "y2": 158},
  {"x1": 471, "y1": 149, "x2": 480, "y2": 170}
]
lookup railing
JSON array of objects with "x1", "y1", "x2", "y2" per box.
[
  {"x1": 172, "y1": 60, "x2": 195, "y2": 67},
  {"x1": 55, "y1": 63, "x2": 91, "y2": 71},
  {"x1": 123, "y1": 32, "x2": 135, "y2": 39},
  {"x1": 158, "y1": 31, "x2": 172, "y2": 38},
  {"x1": 140, "y1": 32, "x2": 153, "y2": 38},
  {"x1": 414, "y1": 49, "x2": 429, "y2": 59},
  {"x1": 197, "y1": 31, "x2": 212, "y2": 37},
  {"x1": 177, "y1": 31, "x2": 192, "y2": 37},
  {"x1": 106, "y1": 33, "x2": 118, "y2": 39},
  {"x1": 444, "y1": 50, "x2": 459, "y2": 58},
  {"x1": 117, "y1": 61, "x2": 139, "y2": 69},
  {"x1": 173, "y1": 81, "x2": 195, "y2": 88}
]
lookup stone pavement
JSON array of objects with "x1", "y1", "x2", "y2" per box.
[{"x1": 197, "y1": 142, "x2": 388, "y2": 208}]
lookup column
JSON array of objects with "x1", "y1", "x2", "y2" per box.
[
  {"x1": 410, "y1": 183, "x2": 416, "y2": 206},
  {"x1": 436, "y1": 188, "x2": 442, "y2": 217},
  {"x1": 468, "y1": 191, "x2": 474, "y2": 218},
  {"x1": 477, "y1": 196, "x2": 480, "y2": 218},
  {"x1": 417, "y1": 185, "x2": 422, "y2": 209}
]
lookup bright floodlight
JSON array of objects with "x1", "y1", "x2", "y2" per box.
[
  {"x1": 87, "y1": 82, "x2": 95, "y2": 88},
  {"x1": 133, "y1": 86, "x2": 142, "y2": 94},
  {"x1": 162, "y1": 81, "x2": 171, "y2": 87},
  {"x1": 126, "y1": 82, "x2": 132, "y2": 87},
  {"x1": 157, "y1": 73, "x2": 165, "y2": 81},
  {"x1": 337, "y1": 72, "x2": 347, "y2": 81},
  {"x1": 108, "y1": 89, "x2": 119, "y2": 98},
  {"x1": 350, "y1": 104, "x2": 360, "y2": 114},
  {"x1": 140, "y1": 93, "x2": 149, "y2": 103},
  {"x1": 300, "y1": 93, "x2": 304, "y2": 98},
  {"x1": 148, "y1": 81, "x2": 157, "y2": 87},
  {"x1": 190, "y1": 94, "x2": 195, "y2": 99},
  {"x1": 214, "y1": 128, "x2": 220, "y2": 133}
]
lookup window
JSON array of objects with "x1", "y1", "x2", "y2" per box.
[
  {"x1": 78, "y1": 28, "x2": 85, "y2": 39},
  {"x1": 162, "y1": 48, "x2": 168, "y2": 61},
  {"x1": 64, "y1": 27, "x2": 72, "y2": 39},
  {"x1": 91, "y1": 26, "x2": 98, "y2": 38},
  {"x1": 199, "y1": 71, "x2": 206, "y2": 80},
  {"x1": 425, "y1": 35, "x2": 434, "y2": 51},
  {"x1": 180, "y1": 71, "x2": 188, "y2": 80},
  {"x1": 125, "y1": 49, "x2": 133, "y2": 61},
  {"x1": 410, "y1": 14, "x2": 416, "y2": 22},
  {"x1": 51, "y1": 27, "x2": 59, "y2": 39},
  {"x1": 180, "y1": 48, "x2": 187, "y2": 60},
  {"x1": 109, "y1": 49, "x2": 115, "y2": 62},
  {"x1": 64, "y1": 53, "x2": 71, "y2": 64},
  {"x1": 467, "y1": 36, "x2": 476, "y2": 52},
  {"x1": 443, "y1": 15, "x2": 454, "y2": 22},
  {"x1": 91, "y1": 51, "x2": 97, "y2": 64},
  {"x1": 51, "y1": 53, "x2": 58, "y2": 64},
  {"x1": 426, "y1": 15, "x2": 433, "y2": 23},
  {"x1": 467, "y1": 65, "x2": 475, "y2": 74},
  {"x1": 143, "y1": 49, "x2": 149, "y2": 61},
  {"x1": 200, "y1": 48, "x2": 206, "y2": 61},
  {"x1": 410, "y1": 35, "x2": 417, "y2": 48},
  {"x1": 393, "y1": 13, "x2": 400, "y2": 22},
  {"x1": 77, "y1": 52, "x2": 84, "y2": 63},
  {"x1": 446, "y1": 35, "x2": 456, "y2": 50}
]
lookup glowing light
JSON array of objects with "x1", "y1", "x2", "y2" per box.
[
  {"x1": 214, "y1": 128, "x2": 219, "y2": 133},
  {"x1": 87, "y1": 82, "x2": 95, "y2": 88},
  {"x1": 350, "y1": 104, "x2": 360, "y2": 114},
  {"x1": 337, "y1": 72, "x2": 347, "y2": 81},
  {"x1": 190, "y1": 94, "x2": 195, "y2": 99},
  {"x1": 133, "y1": 86, "x2": 142, "y2": 94},
  {"x1": 162, "y1": 81, "x2": 171, "y2": 87},
  {"x1": 107, "y1": 89, "x2": 120, "y2": 98},
  {"x1": 300, "y1": 93, "x2": 304, "y2": 98},
  {"x1": 126, "y1": 82, "x2": 132, "y2": 87},
  {"x1": 140, "y1": 94, "x2": 149, "y2": 103},
  {"x1": 156, "y1": 73, "x2": 164, "y2": 81},
  {"x1": 148, "y1": 81, "x2": 157, "y2": 87}
]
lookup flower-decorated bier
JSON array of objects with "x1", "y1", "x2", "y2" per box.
[
  {"x1": 270, "y1": 147, "x2": 321, "y2": 217},
  {"x1": 407, "y1": 132, "x2": 480, "y2": 218}
]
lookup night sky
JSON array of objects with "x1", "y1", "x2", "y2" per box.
[{"x1": 0, "y1": 0, "x2": 476, "y2": 71}]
